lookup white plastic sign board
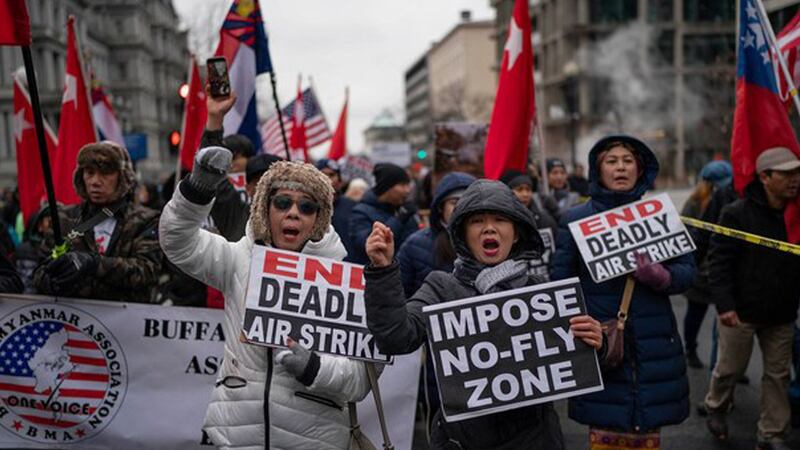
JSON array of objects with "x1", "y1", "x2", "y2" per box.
[
  {"x1": 421, "y1": 278, "x2": 603, "y2": 422},
  {"x1": 243, "y1": 247, "x2": 391, "y2": 363},
  {"x1": 567, "y1": 193, "x2": 695, "y2": 283}
]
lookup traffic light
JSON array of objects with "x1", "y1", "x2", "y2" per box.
[
  {"x1": 416, "y1": 149, "x2": 427, "y2": 160},
  {"x1": 169, "y1": 131, "x2": 181, "y2": 151}
]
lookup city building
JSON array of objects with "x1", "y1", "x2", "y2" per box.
[
  {"x1": 0, "y1": 0, "x2": 188, "y2": 185},
  {"x1": 404, "y1": 11, "x2": 496, "y2": 165},
  {"x1": 404, "y1": 55, "x2": 432, "y2": 160},
  {"x1": 492, "y1": 0, "x2": 742, "y2": 183},
  {"x1": 364, "y1": 109, "x2": 406, "y2": 149}
]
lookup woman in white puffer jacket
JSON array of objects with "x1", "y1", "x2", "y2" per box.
[{"x1": 159, "y1": 148, "x2": 372, "y2": 450}]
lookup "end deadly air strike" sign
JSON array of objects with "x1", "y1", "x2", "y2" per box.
[
  {"x1": 421, "y1": 278, "x2": 603, "y2": 422},
  {"x1": 243, "y1": 247, "x2": 390, "y2": 363},
  {"x1": 568, "y1": 193, "x2": 695, "y2": 283}
]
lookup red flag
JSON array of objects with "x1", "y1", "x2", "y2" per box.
[
  {"x1": 732, "y1": 0, "x2": 800, "y2": 243},
  {"x1": 55, "y1": 16, "x2": 97, "y2": 205},
  {"x1": 483, "y1": 0, "x2": 535, "y2": 180},
  {"x1": 289, "y1": 79, "x2": 308, "y2": 162},
  {"x1": 178, "y1": 58, "x2": 208, "y2": 171},
  {"x1": 0, "y1": 0, "x2": 31, "y2": 46},
  {"x1": 13, "y1": 71, "x2": 57, "y2": 224},
  {"x1": 327, "y1": 88, "x2": 348, "y2": 160}
]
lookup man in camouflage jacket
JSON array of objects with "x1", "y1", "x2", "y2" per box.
[{"x1": 34, "y1": 142, "x2": 161, "y2": 302}]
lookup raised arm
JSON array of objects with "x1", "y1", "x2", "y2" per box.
[{"x1": 159, "y1": 147, "x2": 238, "y2": 291}]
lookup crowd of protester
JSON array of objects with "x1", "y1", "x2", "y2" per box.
[{"x1": 0, "y1": 88, "x2": 799, "y2": 449}]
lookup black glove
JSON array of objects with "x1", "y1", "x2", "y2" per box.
[
  {"x1": 181, "y1": 146, "x2": 233, "y2": 204},
  {"x1": 396, "y1": 203, "x2": 418, "y2": 223},
  {"x1": 46, "y1": 252, "x2": 99, "y2": 292}
]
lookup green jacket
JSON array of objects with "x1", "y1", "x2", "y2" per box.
[{"x1": 34, "y1": 200, "x2": 161, "y2": 302}]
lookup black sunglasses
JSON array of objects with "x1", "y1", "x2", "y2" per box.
[{"x1": 271, "y1": 195, "x2": 320, "y2": 216}]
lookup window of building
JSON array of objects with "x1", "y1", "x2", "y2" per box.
[
  {"x1": 683, "y1": 33, "x2": 736, "y2": 66},
  {"x1": 656, "y1": 30, "x2": 674, "y2": 66},
  {"x1": 589, "y1": 77, "x2": 613, "y2": 117},
  {"x1": 648, "y1": 0, "x2": 673, "y2": 23},
  {"x1": 683, "y1": 0, "x2": 734, "y2": 23},
  {"x1": 590, "y1": 0, "x2": 638, "y2": 23}
]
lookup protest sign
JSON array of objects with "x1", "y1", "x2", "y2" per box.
[
  {"x1": 528, "y1": 228, "x2": 555, "y2": 277},
  {"x1": 227, "y1": 172, "x2": 248, "y2": 204},
  {"x1": 568, "y1": 193, "x2": 695, "y2": 283},
  {"x1": 0, "y1": 294, "x2": 222, "y2": 449},
  {"x1": 243, "y1": 247, "x2": 390, "y2": 363},
  {"x1": 338, "y1": 155, "x2": 375, "y2": 186},
  {"x1": 433, "y1": 122, "x2": 487, "y2": 179},
  {"x1": 371, "y1": 142, "x2": 411, "y2": 167},
  {"x1": 422, "y1": 278, "x2": 603, "y2": 422}
]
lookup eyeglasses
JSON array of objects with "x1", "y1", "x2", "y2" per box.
[{"x1": 271, "y1": 195, "x2": 320, "y2": 216}]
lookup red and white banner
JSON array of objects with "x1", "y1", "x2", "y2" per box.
[
  {"x1": 568, "y1": 194, "x2": 695, "y2": 283},
  {"x1": 483, "y1": 0, "x2": 536, "y2": 180},
  {"x1": 0, "y1": 295, "x2": 221, "y2": 449},
  {"x1": 328, "y1": 90, "x2": 348, "y2": 160},
  {"x1": 55, "y1": 16, "x2": 97, "y2": 205},
  {"x1": 243, "y1": 247, "x2": 390, "y2": 363},
  {"x1": 13, "y1": 71, "x2": 58, "y2": 224},
  {"x1": 0, "y1": 292, "x2": 418, "y2": 449},
  {"x1": 178, "y1": 58, "x2": 207, "y2": 172},
  {"x1": 91, "y1": 82, "x2": 124, "y2": 146},
  {"x1": 0, "y1": 0, "x2": 31, "y2": 46}
]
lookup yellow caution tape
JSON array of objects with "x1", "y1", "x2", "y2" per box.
[
  {"x1": 680, "y1": 216, "x2": 800, "y2": 256},
  {"x1": 51, "y1": 242, "x2": 69, "y2": 260}
]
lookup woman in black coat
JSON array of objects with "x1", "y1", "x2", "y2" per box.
[{"x1": 363, "y1": 179, "x2": 603, "y2": 449}]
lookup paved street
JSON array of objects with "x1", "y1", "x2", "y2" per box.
[{"x1": 558, "y1": 294, "x2": 800, "y2": 449}]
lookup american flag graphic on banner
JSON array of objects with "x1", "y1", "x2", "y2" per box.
[
  {"x1": 260, "y1": 87, "x2": 331, "y2": 158},
  {"x1": 0, "y1": 320, "x2": 115, "y2": 432}
]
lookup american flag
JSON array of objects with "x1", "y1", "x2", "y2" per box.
[
  {"x1": 776, "y1": 9, "x2": 800, "y2": 106},
  {"x1": 260, "y1": 87, "x2": 331, "y2": 159},
  {"x1": 0, "y1": 321, "x2": 109, "y2": 428}
]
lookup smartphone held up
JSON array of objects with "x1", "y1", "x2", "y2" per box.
[{"x1": 207, "y1": 57, "x2": 231, "y2": 98}]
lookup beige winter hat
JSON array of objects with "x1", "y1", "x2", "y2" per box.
[{"x1": 250, "y1": 161, "x2": 334, "y2": 244}]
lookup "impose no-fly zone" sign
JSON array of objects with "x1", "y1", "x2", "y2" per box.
[
  {"x1": 568, "y1": 193, "x2": 695, "y2": 283},
  {"x1": 243, "y1": 247, "x2": 390, "y2": 363},
  {"x1": 421, "y1": 278, "x2": 603, "y2": 422}
]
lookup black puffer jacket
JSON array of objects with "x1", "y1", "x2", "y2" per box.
[
  {"x1": 364, "y1": 180, "x2": 563, "y2": 450},
  {"x1": 708, "y1": 180, "x2": 800, "y2": 324}
]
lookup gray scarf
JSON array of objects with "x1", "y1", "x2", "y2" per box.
[{"x1": 473, "y1": 259, "x2": 529, "y2": 294}]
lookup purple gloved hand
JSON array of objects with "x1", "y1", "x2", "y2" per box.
[{"x1": 633, "y1": 252, "x2": 671, "y2": 291}]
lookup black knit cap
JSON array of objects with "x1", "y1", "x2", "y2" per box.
[
  {"x1": 499, "y1": 169, "x2": 533, "y2": 189},
  {"x1": 546, "y1": 158, "x2": 566, "y2": 173},
  {"x1": 372, "y1": 163, "x2": 410, "y2": 196},
  {"x1": 246, "y1": 154, "x2": 282, "y2": 184}
]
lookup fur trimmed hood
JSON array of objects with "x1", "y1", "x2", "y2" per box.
[
  {"x1": 73, "y1": 141, "x2": 136, "y2": 202},
  {"x1": 249, "y1": 161, "x2": 334, "y2": 245}
]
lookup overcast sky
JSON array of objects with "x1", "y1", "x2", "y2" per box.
[{"x1": 171, "y1": 0, "x2": 495, "y2": 157}]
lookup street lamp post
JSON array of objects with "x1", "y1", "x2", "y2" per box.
[{"x1": 561, "y1": 61, "x2": 580, "y2": 169}]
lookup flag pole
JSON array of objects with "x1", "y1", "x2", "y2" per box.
[
  {"x1": 534, "y1": 118, "x2": 550, "y2": 196},
  {"x1": 308, "y1": 75, "x2": 333, "y2": 135},
  {"x1": 20, "y1": 46, "x2": 63, "y2": 245},
  {"x1": 755, "y1": 0, "x2": 800, "y2": 116},
  {"x1": 268, "y1": 71, "x2": 291, "y2": 160},
  {"x1": 174, "y1": 55, "x2": 194, "y2": 195}
]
